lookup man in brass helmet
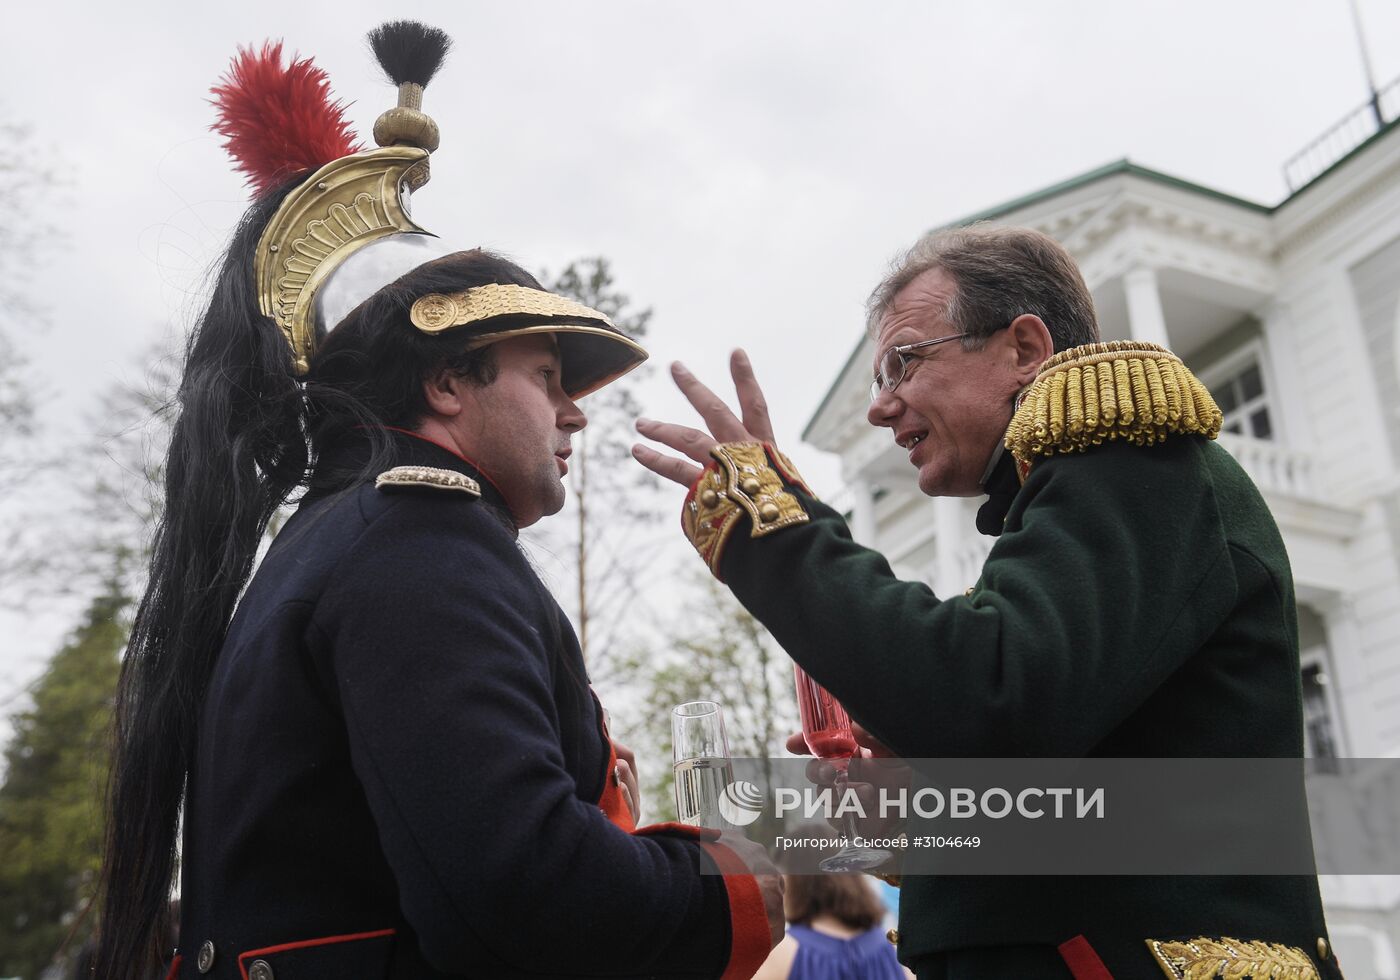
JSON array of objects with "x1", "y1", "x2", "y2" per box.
[
  {"x1": 633, "y1": 226, "x2": 1341, "y2": 979},
  {"x1": 96, "y1": 22, "x2": 781, "y2": 979}
]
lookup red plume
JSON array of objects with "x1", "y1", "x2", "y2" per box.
[{"x1": 211, "y1": 42, "x2": 362, "y2": 196}]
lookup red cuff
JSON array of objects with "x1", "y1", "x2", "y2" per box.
[
  {"x1": 699, "y1": 840, "x2": 772, "y2": 980},
  {"x1": 631, "y1": 820, "x2": 719, "y2": 841},
  {"x1": 764, "y1": 441, "x2": 812, "y2": 496}
]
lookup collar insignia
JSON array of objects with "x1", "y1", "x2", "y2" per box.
[{"x1": 375, "y1": 465, "x2": 480, "y2": 497}]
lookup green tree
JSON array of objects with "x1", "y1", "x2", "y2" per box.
[
  {"x1": 540, "y1": 258, "x2": 664, "y2": 676},
  {"x1": 0, "y1": 349, "x2": 177, "y2": 975},
  {"x1": 0, "y1": 574, "x2": 126, "y2": 978}
]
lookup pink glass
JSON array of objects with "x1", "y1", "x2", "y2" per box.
[
  {"x1": 795, "y1": 665, "x2": 858, "y2": 761},
  {"x1": 792, "y1": 665, "x2": 891, "y2": 872}
]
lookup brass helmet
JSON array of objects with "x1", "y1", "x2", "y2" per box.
[{"x1": 212, "y1": 20, "x2": 646, "y2": 396}]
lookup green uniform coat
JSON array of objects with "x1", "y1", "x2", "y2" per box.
[{"x1": 715, "y1": 435, "x2": 1341, "y2": 979}]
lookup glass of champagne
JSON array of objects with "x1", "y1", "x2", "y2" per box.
[
  {"x1": 672, "y1": 701, "x2": 735, "y2": 829},
  {"x1": 794, "y1": 665, "x2": 892, "y2": 872}
]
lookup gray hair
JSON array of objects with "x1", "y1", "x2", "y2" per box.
[{"x1": 866, "y1": 224, "x2": 1100, "y2": 354}]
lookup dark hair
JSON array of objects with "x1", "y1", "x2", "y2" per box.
[
  {"x1": 782, "y1": 874, "x2": 886, "y2": 931},
  {"x1": 95, "y1": 174, "x2": 541, "y2": 977},
  {"x1": 777, "y1": 827, "x2": 888, "y2": 931},
  {"x1": 867, "y1": 224, "x2": 1100, "y2": 354}
]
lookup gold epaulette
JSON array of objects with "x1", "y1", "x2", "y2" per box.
[
  {"x1": 683, "y1": 442, "x2": 811, "y2": 579},
  {"x1": 1146, "y1": 936, "x2": 1320, "y2": 980},
  {"x1": 1005, "y1": 341, "x2": 1222, "y2": 474},
  {"x1": 374, "y1": 465, "x2": 481, "y2": 497}
]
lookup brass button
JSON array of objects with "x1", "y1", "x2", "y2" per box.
[
  {"x1": 740, "y1": 477, "x2": 761, "y2": 496},
  {"x1": 886, "y1": 928, "x2": 899, "y2": 945},
  {"x1": 1317, "y1": 937, "x2": 1330, "y2": 959},
  {"x1": 699, "y1": 488, "x2": 720, "y2": 508},
  {"x1": 759, "y1": 502, "x2": 781, "y2": 522},
  {"x1": 249, "y1": 959, "x2": 275, "y2": 980},
  {"x1": 196, "y1": 940, "x2": 215, "y2": 973}
]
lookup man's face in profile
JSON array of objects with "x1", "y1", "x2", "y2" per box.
[
  {"x1": 444, "y1": 333, "x2": 587, "y2": 527},
  {"x1": 866, "y1": 267, "x2": 1019, "y2": 498}
]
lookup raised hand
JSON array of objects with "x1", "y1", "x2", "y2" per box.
[{"x1": 632, "y1": 349, "x2": 777, "y2": 487}]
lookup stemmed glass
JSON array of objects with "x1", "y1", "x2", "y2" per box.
[
  {"x1": 794, "y1": 666, "x2": 892, "y2": 872},
  {"x1": 672, "y1": 700, "x2": 735, "y2": 829}
]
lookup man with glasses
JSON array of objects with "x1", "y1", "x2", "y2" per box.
[{"x1": 633, "y1": 225, "x2": 1339, "y2": 979}]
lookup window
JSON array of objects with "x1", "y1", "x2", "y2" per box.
[
  {"x1": 1300, "y1": 658, "x2": 1340, "y2": 767},
  {"x1": 1210, "y1": 360, "x2": 1273, "y2": 440}
]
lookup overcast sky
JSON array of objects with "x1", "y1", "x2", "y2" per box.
[{"x1": 3, "y1": 0, "x2": 1399, "y2": 724}]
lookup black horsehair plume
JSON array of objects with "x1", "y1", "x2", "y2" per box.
[{"x1": 368, "y1": 21, "x2": 452, "y2": 87}]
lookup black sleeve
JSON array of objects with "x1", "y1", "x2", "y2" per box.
[{"x1": 310, "y1": 494, "x2": 740, "y2": 977}]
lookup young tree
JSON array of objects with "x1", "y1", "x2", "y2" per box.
[
  {"x1": 616, "y1": 569, "x2": 800, "y2": 822},
  {"x1": 0, "y1": 327, "x2": 41, "y2": 601},
  {"x1": 539, "y1": 258, "x2": 665, "y2": 676},
  {"x1": 81, "y1": 349, "x2": 179, "y2": 601},
  {"x1": 0, "y1": 573, "x2": 126, "y2": 979},
  {"x1": 0, "y1": 113, "x2": 60, "y2": 597}
]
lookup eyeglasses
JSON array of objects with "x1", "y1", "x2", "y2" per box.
[{"x1": 869, "y1": 332, "x2": 970, "y2": 402}]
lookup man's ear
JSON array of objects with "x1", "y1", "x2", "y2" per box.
[
  {"x1": 421, "y1": 369, "x2": 466, "y2": 418},
  {"x1": 1004, "y1": 314, "x2": 1055, "y2": 386}
]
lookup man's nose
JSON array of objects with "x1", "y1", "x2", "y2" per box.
[
  {"x1": 867, "y1": 387, "x2": 900, "y2": 428},
  {"x1": 559, "y1": 396, "x2": 587, "y2": 432}
]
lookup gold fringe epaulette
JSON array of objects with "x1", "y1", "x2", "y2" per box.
[{"x1": 1005, "y1": 341, "x2": 1222, "y2": 472}]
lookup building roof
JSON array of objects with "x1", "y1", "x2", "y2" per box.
[
  {"x1": 942, "y1": 113, "x2": 1400, "y2": 232},
  {"x1": 944, "y1": 158, "x2": 1271, "y2": 230},
  {"x1": 802, "y1": 109, "x2": 1400, "y2": 446}
]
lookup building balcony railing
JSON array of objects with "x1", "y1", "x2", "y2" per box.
[
  {"x1": 846, "y1": 432, "x2": 1344, "y2": 593},
  {"x1": 1216, "y1": 433, "x2": 1320, "y2": 501},
  {"x1": 1283, "y1": 73, "x2": 1400, "y2": 192}
]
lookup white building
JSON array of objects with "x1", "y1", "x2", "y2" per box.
[{"x1": 804, "y1": 86, "x2": 1400, "y2": 978}]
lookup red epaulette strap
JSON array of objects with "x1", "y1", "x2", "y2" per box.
[
  {"x1": 1058, "y1": 934, "x2": 1115, "y2": 979},
  {"x1": 632, "y1": 822, "x2": 773, "y2": 980}
]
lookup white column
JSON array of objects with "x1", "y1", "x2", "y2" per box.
[
  {"x1": 1315, "y1": 594, "x2": 1383, "y2": 757},
  {"x1": 1258, "y1": 301, "x2": 1311, "y2": 449},
  {"x1": 1123, "y1": 267, "x2": 1171, "y2": 347},
  {"x1": 933, "y1": 496, "x2": 964, "y2": 596},
  {"x1": 849, "y1": 478, "x2": 877, "y2": 547}
]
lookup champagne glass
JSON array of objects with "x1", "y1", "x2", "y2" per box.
[
  {"x1": 672, "y1": 701, "x2": 736, "y2": 829},
  {"x1": 794, "y1": 665, "x2": 892, "y2": 872}
]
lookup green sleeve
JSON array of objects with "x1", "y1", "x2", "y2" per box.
[{"x1": 718, "y1": 439, "x2": 1239, "y2": 757}]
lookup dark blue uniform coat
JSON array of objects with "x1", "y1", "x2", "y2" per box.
[{"x1": 172, "y1": 431, "x2": 769, "y2": 979}]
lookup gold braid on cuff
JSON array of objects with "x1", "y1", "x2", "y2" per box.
[
  {"x1": 1145, "y1": 936, "x2": 1319, "y2": 980},
  {"x1": 683, "y1": 442, "x2": 811, "y2": 579}
]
